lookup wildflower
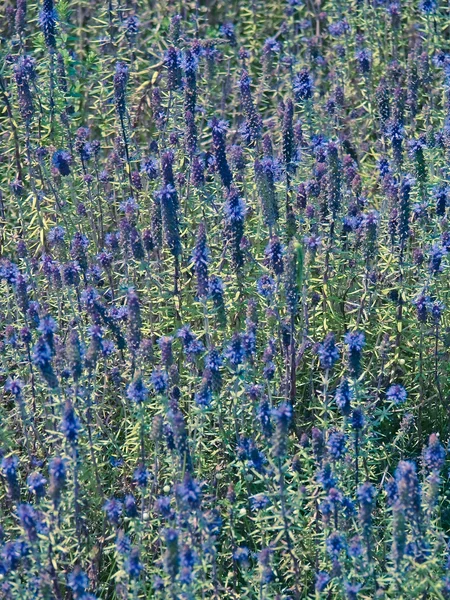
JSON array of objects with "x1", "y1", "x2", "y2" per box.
[
  {"x1": 429, "y1": 244, "x2": 445, "y2": 274},
  {"x1": 312, "y1": 427, "x2": 325, "y2": 462},
  {"x1": 52, "y1": 150, "x2": 72, "y2": 176},
  {"x1": 165, "y1": 47, "x2": 182, "y2": 91},
  {"x1": 423, "y1": 433, "x2": 446, "y2": 472},
  {"x1": 127, "y1": 377, "x2": 149, "y2": 404},
  {"x1": 357, "y1": 482, "x2": 376, "y2": 531},
  {"x1": 2, "y1": 540, "x2": 23, "y2": 571},
  {"x1": 60, "y1": 401, "x2": 81, "y2": 443},
  {"x1": 191, "y1": 154, "x2": 205, "y2": 188},
  {"x1": 193, "y1": 222, "x2": 209, "y2": 298},
  {"x1": 315, "y1": 571, "x2": 331, "y2": 592},
  {"x1": 17, "y1": 504, "x2": 38, "y2": 541},
  {"x1": 133, "y1": 465, "x2": 150, "y2": 488},
  {"x1": 344, "y1": 581, "x2": 362, "y2": 600},
  {"x1": 335, "y1": 379, "x2": 352, "y2": 416},
  {"x1": 419, "y1": 0, "x2": 437, "y2": 13},
  {"x1": 179, "y1": 544, "x2": 197, "y2": 584},
  {"x1": 49, "y1": 457, "x2": 66, "y2": 506},
  {"x1": 327, "y1": 430, "x2": 347, "y2": 461},
  {"x1": 155, "y1": 336, "x2": 172, "y2": 368},
  {"x1": 224, "y1": 333, "x2": 244, "y2": 369},
  {"x1": 263, "y1": 238, "x2": 283, "y2": 277},
  {"x1": 256, "y1": 547, "x2": 274, "y2": 584},
  {"x1": 153, "y1": 576, "x2": 165, "y2": 592},
  {"x1": 38, "y1": 314, "x2": 57, "y2": 346},
  {"x1": 184, "y1": 47, "x2": 197, "y2": 112},
  {"x1": 5, "y1": 378, "x2": 24, "y2": 399},
  {"x1": 271, "y1": 403, "x2": 293, "y2": 458},
  {"x1": 127, "y1": 289, "x2": 142, "y2": 356},
  {"x1": 224, "y1": 186, "x2": 247, "y2": 270},
  {"x1": 116, "y1": 530, "x2": 131, "y2": 555},
  {"x1": 20, "y1": 327, "x2": 32, "y2": 344},
  {"x1": 262, "y1": 37, "x2": 280, "y2": 78},
  {"x1": 103, "y1": 498, "x2": 123, "y2": 524},
  {"x1": 434, "y1": 184, "x2": 448, "y2": 217},
  {"x1": 233, "y1": 546, "x2": 250, "y2": 567},
  {"x1": 114, "y1": 62, "x2": 129, "y2": 116},
  {"x1": 362, "y1": 210, "x2": 379, "y2": 259},
  {"x1": 66, "y1": 328, "x2": 83, "y2": 382},
  {"x1": 67, "y1": 567, "x2": 90, "y2": 598},
  {"x1": 263, "y1": 339, "x2": 276, "y2": 380},
  {"x1": 255, "y1": 160, "x2": 279, "y2": 228},
  {"x1": 387, "y1": 1, "x2": 401, "y2": 26},
  {"x1": 39, "y1": 0, "x2": 57, "y2": 49},
  {"x1": 158, "y1": 185, "x2": 181, "y2": 257},
  {"x1": 125, "y1": 547, "x2": 143, "y2": 578},
  {"x1": 395, "y1": 460, "x2": 421, "y2": 522},
  {"x1": 344, "y1": 331, "x2": 365, "y2": 377},
  {"x1": 163, "y1": 528, "x2": 180, "y2": 581},
  {"x1": 220, "y1": 22, "x2": 236, "y2": 45},
  {"x1": 237, "y1": 437, "x2": 266, "y2": 472},
  {"x1": 85, "y1": 325, "x2": 102, "y2": 371},
  {"x1": 293, "y1": 68, "x2": 313, "y2": 102},
  {"x1": 125, "y1": 15, "x2": 139, "y2": 44},
  {"x1": 48, "y1": 226, "x2": 66, "y2": 247},
  {"x1": 316, "y1": 462, "x2": 337, "y2": 490},
  {"x1": 284, "y1": 241, "x2": 299, "y2": 315},
  {"x1": 257, "y1": 274, "x2": 275, "y2": 299},
  {"x1": 326, "y1": 531, "x2": 346, "y2": 557},
  {"x1": 15, "y1": 0, "x2": 27, "y2": 36},
  {"x1": 155, "y1": 496, "x2": 174, "y2": 520},
  {"x1": 32, "y1": 335, "x2": 58, "y2": 388},
  {"x1": 386, "y1": 384, "x2": 407, "y2": 405},
  {"x1": 210, "y1": 118, "x2": 233, "y2": 188},
  {"x1": 399, "y1": 175, "x2": 414, "y2": 250},
  {"x1": 413, "y1": 293, "x2": 429, "y2": 323},
  {"x1": 356, "y1": 48, "x2": 372, "y2": 73},
  {"x1": 125, "y1": 494, "x2": 138, "y2": 518},
  {"x1": 430, "y1": 300, "x2": 444, "y2": 323},
  {"x1": 351, "y1": 408, "x2": 365, "y2": 431},
  {"x1": 176, "y1": 474, "x2": 202, "y2": 509},
  {"x1": 14, "y1": 58, "x2": 34, "y2": 122},
  {"x1": 27, "y1": 473, "x2": 47, "y2": 501},
  {"x1": 239, "y1": 70, "x2": 262, "y2": 144},
  {"x1": 15, "y1": 274, "x2": 29, "y2": 314},
  {"x1": 139, "y1": 157, "x2": 159, "y2": 184},
  {"x1": 2, "y1": 455, "x2": 20, "y2": 501},
  {"x1": 250, "y1": 493, "x2": 270, "y2": 511},
  {"x1": 195, "y1": 372, "x2": 213, "y2": 407},
  {"x1": 177, "y1": 325, "x2": 204, "y2": 360},
  {"x1": 317, "y1": 333, "x2": 340, "y2": 370}
]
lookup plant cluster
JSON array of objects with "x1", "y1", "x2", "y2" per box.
[{"x1": 1, "y1": 0, "x2": 450, "y2": 598}]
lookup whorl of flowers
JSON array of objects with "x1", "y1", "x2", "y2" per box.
[
  {"x1": 210, "y1": 117, "x2": 233, "y2": 188},
  {"x1": 193, "y1": 222, "x2": 210, "y2": 298},
  {"x1": 39, "y1": 0, "x2": 57, "y2": 49},
  {"x1": 165, "y1": 46, "x2": 182, "y2": 91},
  {"x1": 224, "y1": 185, "x2": 246, "y2": 271},
  {"x1": 239, "y1": 69, "x2": 262, "y2": 145},
  {"x1": 114, "y1": 61, "x2": 129, "y2": 117},
  {"x1": 14, "y1": 57, "x2": 35, "y2": 122},
  {"x1": 293, "y1": 68, "x2": 313, "y2": 102},
  {"x1": 254, "y1": 159, "x2": 279, "y2": 229},
  {"x1": 158, "y1": 184, "x2": 181, "y2": 257}
]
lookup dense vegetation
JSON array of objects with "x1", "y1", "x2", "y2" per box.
[{"x1": 1, "y1": 0, "x2": 450, "y2": 597}]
